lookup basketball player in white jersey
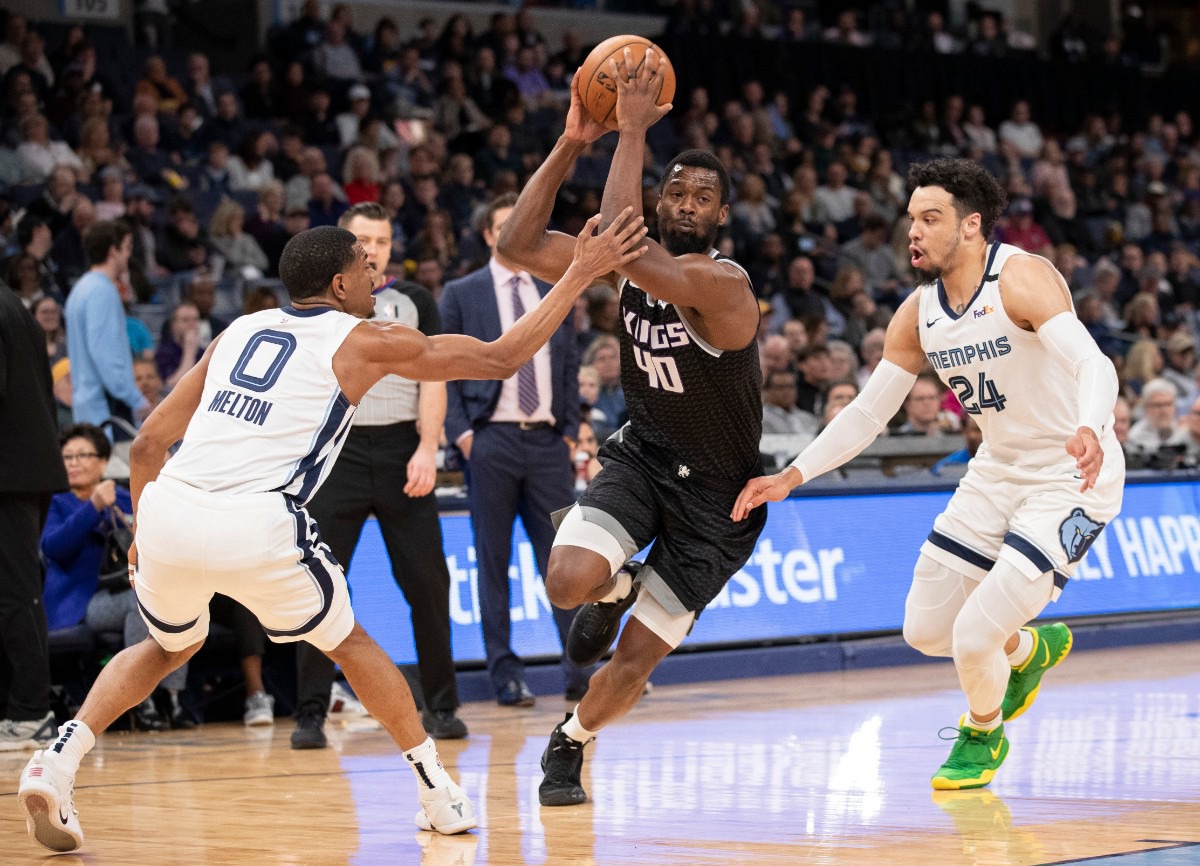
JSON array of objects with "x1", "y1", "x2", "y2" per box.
[
  {"x1": 16, "y1": 216, "x2": 648, "y2": 853},
  {"x1": 733, "y1": 157, "x2": 1124, "y2": 790}
]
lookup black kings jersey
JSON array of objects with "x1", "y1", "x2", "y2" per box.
[{"x1": 616, "y1": 250, "x2": 762, "y2": 484}]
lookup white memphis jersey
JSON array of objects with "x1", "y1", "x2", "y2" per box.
[
  {"x1": 918, "y1": 241, "x2": 1112, "y2": 467},
  {"x1": 162, "y1": 306, "x2": 361, "y2": 504}
]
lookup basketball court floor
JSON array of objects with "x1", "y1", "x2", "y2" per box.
[{"x1": 1, "y1": 639, "x2": 1197, "y2": 865}]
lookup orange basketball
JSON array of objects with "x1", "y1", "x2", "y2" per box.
[{"x1": 577, "y1": 35, "x2": 676, "y2": 130}]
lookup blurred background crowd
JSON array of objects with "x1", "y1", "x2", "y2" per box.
[{"x1": 5, "y1": 1, "x2": 1200, "y2": 477}]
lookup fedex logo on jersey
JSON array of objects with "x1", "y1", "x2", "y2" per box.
[
  {"x1": 973, "y1": 305, "x2": 995, "y2": 318},
  {"x1": 926, "y1": 336, "x2": 1011, "y2": 370}
]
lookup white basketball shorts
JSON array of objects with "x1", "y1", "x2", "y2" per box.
[
  {"x1": 133, "y1": 477, "x2": 355, "y2": 653},
  {"x1": 920, "y1": 438, "x2": 1125, "y2": 599}
]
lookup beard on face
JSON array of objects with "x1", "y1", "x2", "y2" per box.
[
  {"x1": 660, "y1": 217, "x2": 717, "y2": 256},
  {"x1": 914, "y1": 233, "x2": 959, "y2": 284},
  {"x1": 914, "y1": 263, "x2": 943, "y2": 284}
]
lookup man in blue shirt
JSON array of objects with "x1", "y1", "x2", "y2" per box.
[
  {"x1": 931, "y1": 415, "x2": 983, "y2": 477},
  {"x1": 64, "y1": 221, "x2": 149, "y2": 429}
]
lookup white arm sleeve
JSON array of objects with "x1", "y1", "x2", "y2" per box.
[
  {"x1": 790, "y1": 359, "x2": 917, "y2": 482},
  {"x1": 1037, "y1": 311, "x2": 1118, "y2": 436}
]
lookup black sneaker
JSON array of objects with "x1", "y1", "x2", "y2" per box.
[
  {"x1": 538, "y1": 714, "x2": 589, "y2": 807},
  {"x1": 168, "y1": 692, "x2": 198, "y2": 730},
  {"x1": 290, "y1": 706, "x2": 327, "y2": 750},
  {"x1": 565, "y1": 561, "x2": 642, "y2": 667},
  {"x1": 130, "y1": 697, "x2": 168, "y2": 732},
  {"x1": 422, "y1": 708, "x2": 468, "y2": 740}
]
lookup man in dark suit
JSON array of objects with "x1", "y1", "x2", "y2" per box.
[
  {"x1": 441, "y1": 193, "x2": 590, "y2": 706},
  {"x1": 0, "y1": 283, "x2": 68, "y2": 748}
]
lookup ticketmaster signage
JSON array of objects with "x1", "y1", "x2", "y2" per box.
[{"x1": 349, "y1": 479, "x2": 1200, "y2": 666}]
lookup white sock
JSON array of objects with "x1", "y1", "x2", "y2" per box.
[
  {"x1": 42, "y1": 720, "x2": 95, "y2": 777},
  {"x1": 598, "y1": 569, "x2": 633, "y2": 604},
  {"x1": 404, "y1": 737, "x2": 453, "y2": 792},
  {"x1": 561, "y1": 707, "x2": 597, "y2": 743},
  {"x1": 1007, "y1": 628, "x2": 1035, "y2": 668},
  {"x1": 967, "y1": 711, "x2": 1002, "y2": 732}
]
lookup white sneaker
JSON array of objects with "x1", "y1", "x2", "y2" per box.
[
  {"x1": 0, "y1": 711, "x2": 57, "y2": 751},
  {"x1": 243, "y1": 691, "x2": 275, "y2": 727},
  {"x1": 329, "y1": 681, "x2": 369, "y2": 717},
  {"x1": 18, "y1": 751, "x2": 83, "y2": 852},
  {"x1": 415, "y1": 782, "x2": 477, "y2": 835}
]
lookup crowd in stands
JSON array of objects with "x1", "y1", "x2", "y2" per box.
[{"x1": 6, "y1": 1, "x2": 1200, "y2": 723}]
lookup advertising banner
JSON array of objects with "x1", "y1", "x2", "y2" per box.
[{"x1": 350, "y1": 480, "x2": 1200, "y2": 665}]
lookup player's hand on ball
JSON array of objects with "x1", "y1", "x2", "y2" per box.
[
  {"x1": 609, "y1": 47, "x2": 672, "y2": 133},
  {"x1": 731, "y1": 467, "x2": 804, "y2": 521},
  {"x1": 1066, "y1": 426, "x2": 1102, "y2": 492},
  {"x1": 564, "y1": 71, "x2": 609, "y2": 144},
  {"x1": 571, "y1": 208, "x2": 648, "y2": 280}
]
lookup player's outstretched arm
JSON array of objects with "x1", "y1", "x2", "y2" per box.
[
  {"x1": 732, "y1": 295, "x2": 926, "y2": 521},
  {"x1": 599, "y1": 47, "x2": 671, "y2": 231},
  {"x1": 496, "y1": 71, "x2": 612, "y2": 286},
  {"x1": 346, "y1": 210, "x2": 646, "y2": 394},
  {"x1": 1001, "y1": 254, "x2": 1118, "y2": 491}
]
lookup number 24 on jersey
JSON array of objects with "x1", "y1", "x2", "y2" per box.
[{"x1": 949, "y1": 371, "x2": 1007, "y2": 414}]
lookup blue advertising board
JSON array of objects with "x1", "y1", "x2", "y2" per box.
[{"x1": 349, "y1": 479, "x2": 1200, "y2": 666}]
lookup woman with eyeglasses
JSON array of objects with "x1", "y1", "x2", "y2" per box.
[{"x1": 40, "y1": 424, "x2": 190, "y2": 730}]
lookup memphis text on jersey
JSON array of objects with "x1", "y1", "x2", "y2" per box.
[
  {"x1": 204, "y1": 388, "x2": 274, "y2": 426},
  {"x1": 925, "y1": 335, "x2": 1012, "y2": 371}
]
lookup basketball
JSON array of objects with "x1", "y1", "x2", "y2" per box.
[{"x1": 577, "y1": 35, "x2": 676, "y2": 130}]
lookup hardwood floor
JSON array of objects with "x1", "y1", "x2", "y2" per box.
[{"x1": 3, "y1": 640, "x2": 1199, "y2": 865}]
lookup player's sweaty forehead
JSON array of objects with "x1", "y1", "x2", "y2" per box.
[{"x1": 664, "y1": 165, "x2": 720, "y2": 194}]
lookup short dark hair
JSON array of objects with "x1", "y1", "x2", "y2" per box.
[
  {"x1": 83, "y1": 219, "x2": 132, "y2": 265},
  {"x1": 664, "y1": 149, "x2": 731, "y2": 205},
  {"x1": 5, "y1": 251, "x2": 35, "y2": 286},
  {"x1": 861, "y1": 213, "x2": 888, "y2": 233},
  {"x1": 823, "y1": 377, "x2": 859, "y2": 399},
  {"x1": 481, "y1": 192, "x2": 517, "y2": 235},
  {"x1": 16, "y1": 215, "x2": 47, "y2": 249},
  {"x1": 60, "y1": 423, "x2": 111, "y2": 460},
  {"x1": 907, "y1": 157, "x2": 1007, "y2": 239},
  {"x1": 339, "y1": 201, "x2": 389, "y2": 228},
  {"x1": 797, "y1": 344, "x2": 830, "y2": 362},
  {"x1": 279, "y1": 226, "x2": 359, "y2": 300}
]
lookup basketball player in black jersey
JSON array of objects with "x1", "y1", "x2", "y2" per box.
[{"x1": 499, "y1": 48, "x2": 766, "y2": 807}]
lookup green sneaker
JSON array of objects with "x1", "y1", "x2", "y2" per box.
[
  {"x1": 1002, "y1": 623, "x2": 1073, "y2": 722},
  {"x1": 931, "y1": 716, "x2": 1009, "y2": 790}
]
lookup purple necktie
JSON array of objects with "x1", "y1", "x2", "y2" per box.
[{"x1": 509, "y1": 276, "x2": 539, "y2": 415}]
